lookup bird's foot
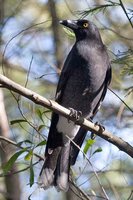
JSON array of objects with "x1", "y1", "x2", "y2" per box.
[
  {"x1": 95, "y1": 121, "x2": 105, "y2": 131},
  {"x1": 91, "y1": 122, "x2": 105, "y2": 139},
  {"x1": 90, "y1": 132, "x2": 96, "y2": 140},
  {"x1": 68, "y1": 108, "x2": 83, "y2": 124}
]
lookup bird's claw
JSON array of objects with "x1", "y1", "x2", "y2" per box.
[
  {"x1": 91, "y1": 122, "x2": 105, "y2": 139},
  {"x1": 90, "y1": 132, "x2": 96, "y2": 140},
  {"x1": 95, "y1": 121, "x2": 105, "y2": 131},
  {"x1": 68, "y1": 108, "x2": 83, "y2": 124}
]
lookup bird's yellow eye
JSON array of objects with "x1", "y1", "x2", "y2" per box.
[{"x1": 83, "y1": 22, "x2": 88, "y2": 28}]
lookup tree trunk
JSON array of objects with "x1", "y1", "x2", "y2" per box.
[
  {"x1": 0, "y1": 89, "x2": 21, "y2": 200},
  {"x1": 48, "y1": 0, "x2": 63, "y2": 70},
  {"x1": 0, "y1": 1, "x2": 21, "y2": 199}
]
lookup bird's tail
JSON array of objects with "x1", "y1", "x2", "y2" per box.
[
  {"x1": 70, "y1": 127, "x2": 87, "y2": 165},
  {"x1": 38, "y1": 142, "x2": 70, "y2": 191}
]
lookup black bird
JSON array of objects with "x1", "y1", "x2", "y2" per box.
[{"x1": 39, "y1": 19, "x2": 111, "y2": 191}]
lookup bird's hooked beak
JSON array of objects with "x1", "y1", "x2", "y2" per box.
[{"x1": 59, "y1": 20, "x2": 78, "y2": 30}]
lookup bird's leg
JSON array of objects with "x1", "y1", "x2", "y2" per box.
[
  {"x1": 68, "y1": 108, "x2": 83, "y2": 124},
  {"x1": 90, "y1": 132, "x2": 96, "y2": 140},
  {"x1": 95, "y1": 121, "x2": 105, "y2": 131},
  {"x1": 87, "y1": 118, "x2": 96, "y2": 140},
  {"x1": 91, "y1": 122, "x2": 105, "y2": 139}
]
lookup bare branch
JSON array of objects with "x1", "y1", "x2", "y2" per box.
[
  {"x1": 0, "y1": 74, "x2": 133, "y2": 158},
  {"x1": 69, "y1": 179, "x2": 92, "y2": 200}
]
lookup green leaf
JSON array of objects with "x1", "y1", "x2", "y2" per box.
[
  {"x1": 3, "y1": 148, "x2": 28, "y2": 174},
  {"x1": 92, "y1": 147, "x2": 102, "y2": 155},
  {"x1": 17, "y1": 140, "x2": 33, "y2": 147},
  {"x1": 83, "y1": 139, "x2": 95, "y2": 155},
  {"x1": 38, "y1": 124, "x2": 45, "y2": 131},
  {"x1": 36, "y1": 109, "x2": 44, "y2": 123},
  {"x1": 29, "y1": 159, "x2": 34, "y2": 187},
  {"x1": 10, "y1": 119, "x2": 27, "y2": 125},
  {"x1": 42, "y1": 109, "x2": 51, "y2": 114},
  {"x1": 36, "y1": 140, "x2": 46, "y2": 147},
  {"x1": 25, "y1": 150, "x2": 33, "y2": 161}
]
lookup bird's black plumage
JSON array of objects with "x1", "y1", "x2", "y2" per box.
[{"x1": 39, "y1": 19, "x2": 111, "y2": 191}]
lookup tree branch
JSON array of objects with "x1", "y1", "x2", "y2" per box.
[
  {"x1": 69, "y1": 179, "x2": 92, "y2": 200},
  {"x1": 0, "y1": 74, "x2": 133, "y2": 158}
]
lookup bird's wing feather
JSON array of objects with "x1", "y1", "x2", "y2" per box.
[
  {"x1": 39, "y1": 49, "x2": 76, "y2": 191},
  {"x1": 70, "y1": 65, "x2": 111, "y2": 165},
  {"x1": 92, "y1": 65, "x2": 111, "y2": 117},
  {"x1": 55, "y1": 48, "x2": 75, "y2": 103},
  {"x1": 45, "y1": 48, "x2": 75, "y2": 154}
]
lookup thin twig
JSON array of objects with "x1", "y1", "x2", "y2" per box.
[
  {"x1": 127, "y1": 190, "x2": 133, "y2": 200},
  {"x1": 0, "y1": 161, "x2": 39, "y2": 177},
  {"x1": 25, "y1": 56, "x2": 33, "y2": 88},
  {"x1": 70, "y1": 178, "x2": 92, "y2": 200},
  {"x1": 119, "y1": 0, "x2": 133, "y2": 29},
  {"x1": 66, "y1": 135, "x2": 109, "y2": 200},
  {"x1": 2, "y1": 20, "x2": 51, "y2": 75},
  {"x1": 11, "y1": 91, "x2": 46, "y2": 140},
  {"x1": 108, "y1": 87, "x2": 133, "y2": 114},
  {"x1": 0, "y1": 135, "x2": 43, "y2": 161}
]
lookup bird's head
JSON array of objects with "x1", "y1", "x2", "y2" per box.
[{"x1": 60, "y1": 19, "x2": 102, "y2": 43}]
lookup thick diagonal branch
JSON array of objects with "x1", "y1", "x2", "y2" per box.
[{"x1": 0, "y1": 74, "x2": 133, "y2": 158}]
